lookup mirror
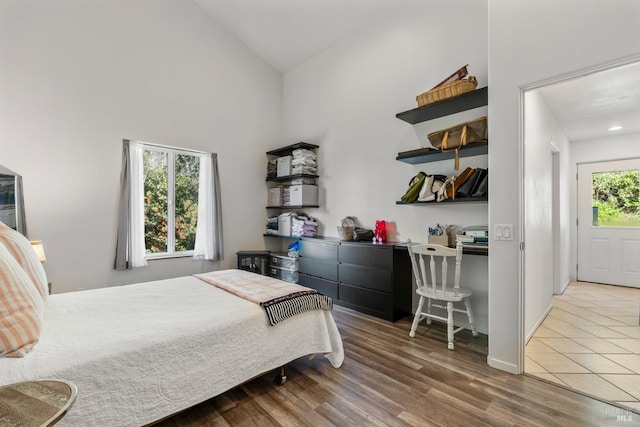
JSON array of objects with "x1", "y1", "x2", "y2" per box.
[{"x1": 0, "y1": 164, "x2": 27, "y2": 236}]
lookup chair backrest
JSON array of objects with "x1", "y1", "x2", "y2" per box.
[{"x1": 406, "y1": 239, "x2": 463, "y2": 295}]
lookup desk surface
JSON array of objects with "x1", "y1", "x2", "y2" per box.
[
  {"x1": 393, "y1": 242, "x2": 488, "y2": 256},
  {"x1": 0, "y1": 380, "x2": 77, "y2": 426}
]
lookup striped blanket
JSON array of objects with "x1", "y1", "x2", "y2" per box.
[{"x1": 194, "y1": 269, "x2": 333, "y2": 325}]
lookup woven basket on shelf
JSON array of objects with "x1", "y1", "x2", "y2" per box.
[{"x1": 416, "y1": 76, "x2": 478, "y2": 107}]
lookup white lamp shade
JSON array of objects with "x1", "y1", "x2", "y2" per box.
[{"x1": 30, "y1": 241, "x2": 46, "y2": 262}]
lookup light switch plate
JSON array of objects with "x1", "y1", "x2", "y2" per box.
[{"x1": 494, "y1": 224, "x2": 514, "y2": 241}]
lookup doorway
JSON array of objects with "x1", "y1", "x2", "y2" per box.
[
  {"x1": 577, "y1": 159, "x2": 640, "y2": 288},
  {"x1": 522, "y1": 58, "x2": 640, "y2": 410}
]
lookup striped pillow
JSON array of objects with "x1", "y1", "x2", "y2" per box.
[
  {"x1": 0, "y1": 241, "x2": 45, "y2": 357},
  {"x1": 0, "y1": 222, "x2": 48, "y2": 301}
]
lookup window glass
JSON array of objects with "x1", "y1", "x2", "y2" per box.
[
  {"x1": 592, "y1": 170, "x2": 640, "y2": 227},
  {"x1": 174, "y1": 154, "x2": 199, "y2": 251},
  {"x1": 142, "y1": 146, "x2": 201, "y2": 256}
]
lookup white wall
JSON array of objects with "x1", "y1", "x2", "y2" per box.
[
  {"x1": 283, "y1": 0, "x2": 489, "y2": 332},
  {"x1": 488, "y1": 0, "x2": 640, "y2": 372},
  {"x1": 523, "y1": 90, "x2": 571, "y2": 341},
  {"x1": 0, "y1": 0, "x2": 283, "y2": 293},
  {"x1": 569, "y1": 132, "x2": 640, "y2": 282}
]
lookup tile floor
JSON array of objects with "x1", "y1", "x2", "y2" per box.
[{"x1": 525, "y1": 281, "x2": 640, "y2": 412}]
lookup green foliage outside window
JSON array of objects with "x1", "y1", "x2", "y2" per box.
[
  {"x1": 175, "y1": 154, "x2": 200, "y2": 251},
  {"x1": 143, "y1": 150, "x2": 199, "y2": 254},
  {"x1": 592, "y1": 170, "x2": 640, "y2": 227}
]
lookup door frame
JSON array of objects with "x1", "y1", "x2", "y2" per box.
[
  {"x1": 517, "y1": 53, "x2": 640, "y2": 374},
  {"x1": 551, "y1": 142, "x2": 561, "y2": 294}
]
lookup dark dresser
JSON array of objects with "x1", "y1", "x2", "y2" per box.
[{"x1": 298, "y1": 237, "x2": 412, "y2": 322}]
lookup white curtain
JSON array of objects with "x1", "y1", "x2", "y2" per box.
[
  {"x1": 193, "y1": 153, "x2": 224, "y2": 261},
  {"x1": 114, "y1": 140, "x2": 147, "y2": 269},
  {"x1": 128, "y1": 141, "x2": 147, "y2": 267}
]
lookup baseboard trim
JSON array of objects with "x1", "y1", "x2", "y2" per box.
[
  {"x1": 558, "y1": 279, "x2": 570, "y2": 294},
  {"x1": 525, "y1": 303, "x2": 553, "y2": 344},
  {"x1": 487, "y1": 356, "x2": 519, "y2": 374}
]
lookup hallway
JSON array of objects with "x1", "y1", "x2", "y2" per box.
[{"x1": 525, "y1": 281, "x2": 640, "y2": 412}]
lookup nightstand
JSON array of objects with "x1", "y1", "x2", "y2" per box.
[{"x1": 0, "y1": 380, "x2": 77, "y2": 426}]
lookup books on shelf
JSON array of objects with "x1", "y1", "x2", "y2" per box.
[
  {"x1": 456, "y1": 225, "x2": 488, "y2": 248},
  {"x1": 463, "y1": 225, "x2": 488, "y2": 237},
  {"x1": 456, "y1": 234, "x2": 475, "y2": 243}
]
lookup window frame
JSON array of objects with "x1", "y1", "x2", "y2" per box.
[{"x1": 140, "y1": 143, "x2": 205, "y2": 260}]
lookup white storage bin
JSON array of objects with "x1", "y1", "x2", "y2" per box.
[
  {"x1": 270, "y1": 266, "x2": 299, "y2": 283},
  {"x1": 270, "y1": 253, "x2": 299, "y2": 271},
  {"x1": 278, "y1": 213, "x2": 293, "y2": 236},
  {"x1": 267, "y1": 187, "x2": 282, "y2": 207},
  {"x1": 276, "y1": 156, "x2": 292, "y2": 177},
  {"x1": 286, "y1": 184, "x2": 318, "y2": 206}
]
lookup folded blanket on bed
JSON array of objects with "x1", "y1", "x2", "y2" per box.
[{"x1": 194, "y1": 270, "x2": 333, "y2": 325}]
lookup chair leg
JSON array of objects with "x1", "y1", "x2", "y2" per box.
[
  {"x1": 426, "y1": 298, "x2": 432, "y2": 325},
  {"x1": 409, "y1": 296, "x2": 425, "y2": 338},
  {"x1": 447, "y1": 301, "x2": 454, "y2": 350},
  {"x1": 464, "y1": 297, "x2": 478, "y2": 337}
]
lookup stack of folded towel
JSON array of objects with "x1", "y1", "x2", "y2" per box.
[
  {"x1": 291, "y1": 149, "x2": 317, "y2": 175},
  {"x1": 291, "y1": 214, "x2": 318, "y2": 237},
  {"x1": 265, "y1": 216, "x2": 279, "y2": 235}
]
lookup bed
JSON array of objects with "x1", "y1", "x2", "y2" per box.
[{"x1": 0, "y1": 271, "x2": 344, "y2": 426}]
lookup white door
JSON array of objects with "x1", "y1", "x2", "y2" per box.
[{"x1": 577, "y1": 159, "x2": 640, "y2": 287}]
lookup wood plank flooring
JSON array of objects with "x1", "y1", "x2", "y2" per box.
[{"x1": 156, "y1": 306, "x2": 640, "y2": 426}]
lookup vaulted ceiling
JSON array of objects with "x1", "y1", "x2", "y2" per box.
[
  {"x1": 192, "y1": 0, "x2": 399, "y2": 73},
  {"x1": 192, "y1": 0, "x2": 640, "y2": 143}
]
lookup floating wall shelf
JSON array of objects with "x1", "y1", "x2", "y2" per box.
[
  {"x1": 396, "y1": 141, "x2": 488, "y2": 165},
  {"x1": 396, "y1": 87, "x2": 488, "y2": 124}
]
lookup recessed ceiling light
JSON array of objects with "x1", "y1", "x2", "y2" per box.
[{"x1": 608, "y1": 125, "x2": 623, "y2": 131}]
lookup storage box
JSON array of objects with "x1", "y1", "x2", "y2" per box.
[
  {"x1": 270, "y1": 266, "x2": 299, "y2": 283},
  {"x1": 278, "y1": 213, "x2": 293, "y2": 236},
  {"x1": 286, "y1": 184, "x2": 318, "y2": 206},
  {"x1": 270, "y1": 253, "x2": 299, "y2": 271},
  {"x1": 276, "y1": 156, "x2": 292, "y2": 177},
  {"x1": 267, "y1": 187, "x2": 282, "y2": 207},
  {"x1": 236, "y1": 250, "x2": 270, "y2": 275},
  {"x1": 427, "y1": 234, "x2": 449, "y2": 246}
]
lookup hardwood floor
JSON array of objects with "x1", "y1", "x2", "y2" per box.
[{"x1": 156, "y1": 306, "x2": 639, "y2": 426}]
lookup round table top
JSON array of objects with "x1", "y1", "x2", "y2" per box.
[{"x1": 0, "y1": 380, "x2": 77, "y2": 427}]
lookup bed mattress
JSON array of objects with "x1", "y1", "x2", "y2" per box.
[{"x1": 0, "y1": 274, "x2": 344, "y2": 426}]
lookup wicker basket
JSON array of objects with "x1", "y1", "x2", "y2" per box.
[{"x1": 416, "y1": 76, "x2": 478, "y2": 107}]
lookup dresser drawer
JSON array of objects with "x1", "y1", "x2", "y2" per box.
[
  {"x1": 300, "y1": 239, "x2": 338, "y2": 261},
  {"x1": 339, "y1": 264, "x2": 392, "y2": 292},
  {"x1": 339, "y1": 284, "x2": 392, "y2": 317},
  {"x1": 299, "y1": 273, "x2": 338, "y2": 300},
  {"x1": 299, "y1": 257, "x2": 338, "y2": 282},
  {"x1": 339, "y1": 244, "x2": 392, "y2": 270}
]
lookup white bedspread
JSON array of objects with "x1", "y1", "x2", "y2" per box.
[{"x1": 0, "y1": 275, "x2": 344, "y2": 426}]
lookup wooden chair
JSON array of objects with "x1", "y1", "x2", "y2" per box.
[{"x1": 406, "y1": 239, "x2": 478, "y2": 350}]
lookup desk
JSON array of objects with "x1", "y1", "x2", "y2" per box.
[{"x1": 0, "y1": 380, "x2": 77, "y2": 426}]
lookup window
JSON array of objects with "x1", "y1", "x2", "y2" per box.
[
  {"x1": 114, "y1": 140, "x2": 224, "y2": 270},
  {"x1": 592, "y1": 169, "x2": 640, "y2": 227},
  {"x1": 143, "y1": 146, "x2": 200, "y2": 257}
]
